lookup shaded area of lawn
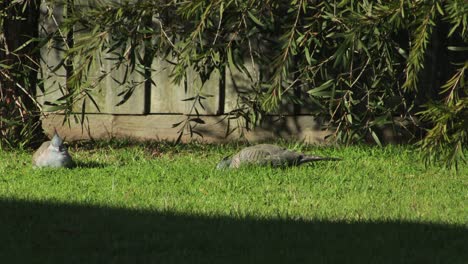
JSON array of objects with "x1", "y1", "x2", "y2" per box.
[{"x1": 1, "y1": 198, "x2": 466, "y2": 263}]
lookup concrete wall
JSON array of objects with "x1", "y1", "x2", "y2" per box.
[{"x1": 42, "y1": 114, "x2": 330, "y2": 143}]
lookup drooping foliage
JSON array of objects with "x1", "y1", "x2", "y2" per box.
[
  {"x1": 0, "y1": 0, "x2": 44, "y2": 149},
  {"x1": 1, "y1": 0, "x2": 467, "y2": 167}
]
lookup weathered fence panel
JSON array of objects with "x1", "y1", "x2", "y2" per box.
[
  {"x1": 150, "y1": 57, "x2": 222, "y2": 115},
  {"x1": 38, "y1": 1, "x2": 66, "y2": 112},
  {"x1": 37, "y1": 0, "x2": 327, "y2": 143}
]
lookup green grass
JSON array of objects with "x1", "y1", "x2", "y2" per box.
[{"x1": 0, "y1": 142, "x2": 467, "y2": 263}]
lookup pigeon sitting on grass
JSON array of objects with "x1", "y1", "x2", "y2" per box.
[
  {"x1": 216, "y1": 144, "x2": 341, "y2": 169},
  {"x1": 32, "y1": 131, "x2": 73, "y2": 168}
]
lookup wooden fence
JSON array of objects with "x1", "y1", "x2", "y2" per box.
[{"x1": 37, "y1": 0, "x2": 327, "y2": 143}]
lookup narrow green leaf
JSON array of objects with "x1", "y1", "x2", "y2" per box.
[
  {"x1": 447, "y1": 46, "x2": 468, "y2": 52},
  {"x1": 307, "y1": 80, "x2": 334, "y2": 97},
  {"x1": 304, "y1": 47, "x2": 312, "y2": 65},
  {"x1": 436, "y1": 2, "x2": 444, "y2": 15},
  {"x1": 247, "y1": 11, "x2": 265, "y2": 27},
  {"x1": 172, "y1": 121, "x2": 184, "y2": 128},
  {"x1": 370, "y1": 129, "x2": 382, "y2": 147},
  {"x1": 81, "y1": 99, "x2": 86, "y2": 124},
  {"x1": 346, "y1": 114, "x2": 353, "y2": 124}
]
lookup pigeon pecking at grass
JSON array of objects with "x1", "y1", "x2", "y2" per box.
[
  {"x1": 216, "y1": 144, "x2": 341, "y2": 169},
  {"x1": 32, "y1": 131, "x2": 74, "y2": 168}
]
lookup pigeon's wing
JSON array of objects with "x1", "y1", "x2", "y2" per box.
[
  {"x1": 230, "y1": 144, "x2": 291, "y2": 168},
  {"x1": 249, "y1": 144, "x2": 305, "y2": 166},
  {"x1": 32, "y1": 141, "x2": 51, "y2": 166},
  {"x1": 230, "y1": 148, "x2": 267, "y2": 168},
  {"x1": 261, "y1": 149, "x2": 339, "y2": 167},
  {"x1": 271, "y1": 149, "x2": 305, "y2": 166},
  {"x1": 223, "y1": 143, "x2": 341, "y2": 169}
]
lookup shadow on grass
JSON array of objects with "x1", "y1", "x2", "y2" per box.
[{"x1": 0, "y1": 198, "x2": 466, "y2": 263}]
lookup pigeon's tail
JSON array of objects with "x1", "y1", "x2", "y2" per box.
[{"x1": 299, "y1": 155, "x2": 342, "y2": 164}]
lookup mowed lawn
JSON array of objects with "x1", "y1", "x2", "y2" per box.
[{"x1": 0, "y1": 142, "x2": 466, "y2": 263}]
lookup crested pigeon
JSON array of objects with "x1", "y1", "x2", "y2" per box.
[
  {"x1": 32, "y1": 131, "x2": 73, "y2": 168},
  {"x1": 216, "y1": 144, "x2": 340, "y2": 169}
]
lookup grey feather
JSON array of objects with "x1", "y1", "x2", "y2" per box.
[
  {"x1": 216, "y1": 144, "x2": 341, "y2": 169},
  {"x1": 32, "y1": 131, "x2": 73, "y2": 168}
]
